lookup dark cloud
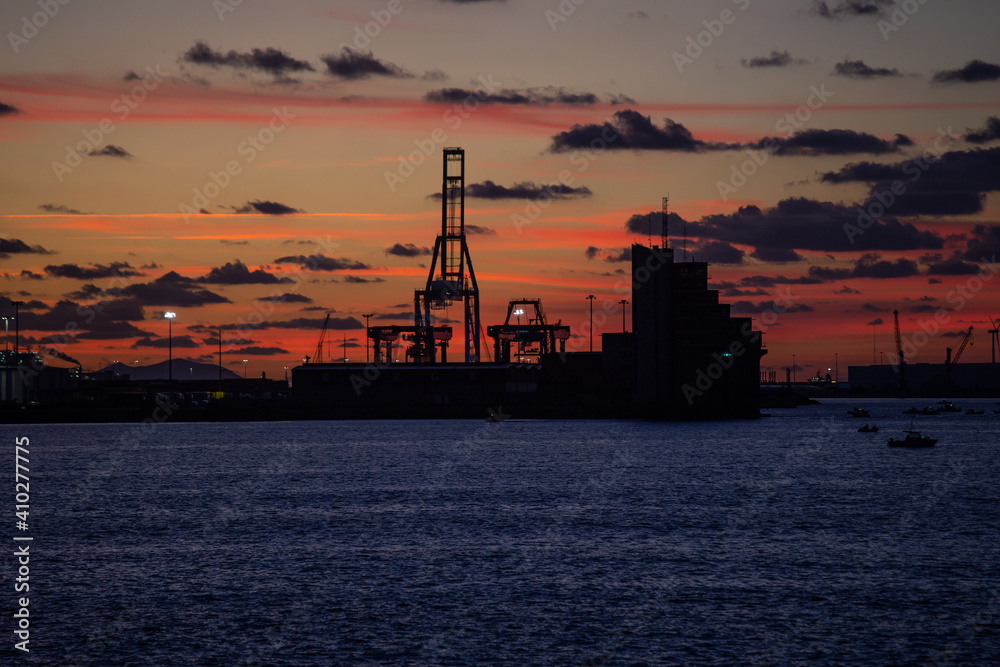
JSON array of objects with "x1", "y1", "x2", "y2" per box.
[
  {"x1": 741, "y1": 50, "x2": 806, "y2": 68},
  {"x1": 273, "y1": 255, "x2": 372, "y2": 271},
  {"x1": 429, "y1": 180, "x2": 592, "y2": 201},
  {"x1": 321, "y1": 48, "x2": 411, "y2": 79},
  {"x1": 13, "y1": 299, "x2": 47, "y2": 310},
  {"x1": 425, "y1": 86, "x2": 609, "y2": 106},
  {"x1": 550, "y1": 110, "x2": 739, "y2": 153},
  {"x1": 964, "y1": 117, "x2": 1000, "y2": 145},
  {"x1": 257, "y1": 292, "x2": 313, "y2": 303},
  {"x1": 182, "y1": 41, "x2": 314, "y2": 75},
  {"x1": 867, "y1": 318, "x2": 885, "y2": 326},
  {"x1": 19, "y1": 270, "x2": 44, "y2": 280},
  {"x1": 344, "y1": 276, "x2": 386, "y2": 284},
  {"x1": 385, "y1": 243, "x2": 432, "y2": 257},
  {"x1": 688, "y1": 200, "x2": 944, "y2": 253},
  {"x1": 0, "y1": 101, "x2": 21, "y2": 116},
  {"x1": 585, "y1": 247, "x2": 631, "y2": 263},
  {"x1": 231, "y1": 200, "x2": 302, "y2": 215},
  {"x1": 19, "y1": 298, "x2": 145, "y2": 334},
  {"x1": 809, "y1": 253, "x2": 919, "y2": 281},
  {"x1": 750, "y1": 129, "x2": 911, "y2": 156},
  {"x1": 625, "y1": 211, "x2": 686, "y2": 236},
  {"x1": 730, "y1": 300, "x2": 814, "y2": 314},
  {"x1": 861, "y1": 304, "x2": 889, "y2": 312},
  {"x1": 133, "y1": 335, "x2": 199, "y2": 349},
  {"x1": 963, "y1": 225, "x2": 1000, "y2": 262},
  {"x1": 832, "y1": 59, "x2": 901, "y2": 79},
  {"x1": 737, "y1": 274, "x2": 822, "y2": 287},
  {"x1": 932, "y1": 60, "x2": 1000, "y2": 84},
  {"x1": 44, "y1": 262, "x2": 143, "y2": 280},
  {"x1": 87, "y1": 144, "x2": 133, "y2": 159},
  {"x1": 76, "y1": 320, "x2": 155, "y2": 340},
  {"x1": 926, "y1": 258, "x2": 981, "y2": 275},
  {"x1": 465, "y1": 225, "x2": 496, "y2": 236},
  {"x1": 0, "y1": 238, "x2": 55, "y2": 258},
  {"x1": 226, "y1": 346, "x2": 290, "y2": 356},
  {"x1": 834, "y1": 286, "x2": 861, "y2": 295},
  {"x1": 750, "y1": 247, "x2": 803, "y2": 263},
  {"x1": 39, "y1": 203, "x2": 85, "y2": 214},
  {"x1": 812, "y1": 0, "x2": 893, "y2": 19},
  {"x1": 197, "y1": 260, "x2": 293, "y2": 285},
  {"x1": 691, "y1": 240, "x2": 745, "y2": 264},
  {"x1": 820, "y1": 146, "x2": 1000, "y2": 216},
  {"x1": 89, "y1": 271, "x2": 232, "y2": 307}
]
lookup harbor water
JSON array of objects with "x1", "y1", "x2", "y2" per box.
[{"x1": 5, "y1": 398, "x2": 999, "y2": 665}]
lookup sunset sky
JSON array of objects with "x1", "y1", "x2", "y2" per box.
[{"x1": 2, "y1": 0, "x2": 999, "y2": 379}]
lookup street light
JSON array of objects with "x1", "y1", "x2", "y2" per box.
[
  {"x1": 362, "y1": 313, "x2": 374, "y2": 363},
  {"x1": 242, "y1": 359, "x2": 248, "y2": 378},
  {"x1": 11, "y1": 300, "x2": 23, "y2": 354},
  {"x1": 586, "y1": 295, "x2": 596, "y2": 352},
  {"x1": 835, "y1": 352, "x2": 838, "y2": 383},
  {"x1": 792, "y1": 354, "x2": 796, "y2": 384},
  {"x1": 514, "y1": 308, "x2": 524, "y2": 324},
  {"x1": 619, "y1": 299, "x2": 629, "y2": 333},
  {"x1": 164, "y1": 312, "x2": 176, "y2": 381},
  {"x1": 1, "y1": 316, "x2": 10, "y2": 352}
]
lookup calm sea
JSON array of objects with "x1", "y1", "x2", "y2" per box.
[{"x1": 3, "y1": 398, "x2": 999, "y2": 665}]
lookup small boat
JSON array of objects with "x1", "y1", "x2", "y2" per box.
[
  {"x1": 903, "y1": 406, "x2": 940, "y2": 415},
  {"x1": 965, "y1": 409, "x2": 985, "y2": 415},
  {"x1": 938, "y1": 402, "x2": 962, "y2": 413},
  {"x1": 858, "y1": 424, "x2": 879, "y2": 433},
  {"x1": 888, "y1": 430, "x2": 937, "y2": 448},
  {"x1": 485, "y1": 407, "x2": 507, "y2": 422},
  {"x1": 849, "y1": 407, "x2": 871, "y2": 418}
]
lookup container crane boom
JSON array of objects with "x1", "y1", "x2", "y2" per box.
[
  {"x1": 312, "y1": 313, "x2": 331, "y2": 363},
  {"x1": 952, "y1": 326, "x2": 973, "y2": 363}
]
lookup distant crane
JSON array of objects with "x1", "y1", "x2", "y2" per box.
[
  {"x1": 952, "y1": 326, "x2": 974, "y2": 364},
  {"x1": 311, "y1": 313, "x2": 332, "y2": 364},
  {"x1": 989, "y1": 316, "x2": 999, "y2": 364},
  {"x1": 893, "y1": 309, "x2": 906, "y2": 391}
]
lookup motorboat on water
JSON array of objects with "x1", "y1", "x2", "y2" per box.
[
  {"x1": 858, "y1": 424, "x2": 879, "y2": 433},
  {"x1": 888, "y1": 431, "x2": 937, "y2": 448}
]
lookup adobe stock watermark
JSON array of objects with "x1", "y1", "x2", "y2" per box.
[
  {"x1": 384, "y1": 74, "x2": 502, "y2": 192},
  {"x1": 682, "y1": 288, "x2": 796, "y2": 405},
  {"x1": 716, "y1": 83, "x2": 834, "y2": 200},
  {"x1": 178, "y1": 106, "x2": 296, "y2": 222},
  {"x1": 512, "y1": 118, "x2": 620, "y2": 234},
  {"x1": 672, "y1": 0, "x2": 752, "y2": 73},
  {"x1": 7, "y1": 0, "x2": 71, "y2": 54},
  {"x1": 339, "y1": 0, "x2": 414, "y2": 50},
  {"x1": 51, "y1": 65, "x2": 169, "y2": 183},
  {"x1": 877, "y1": 0, "x2": 931, "y2": 41},
  {"x1": 843, "y1": 126, "x2": 958, "y2": 244},
  {"x1": 545, "y1": 0, "x2": 588, "y2": 31}
]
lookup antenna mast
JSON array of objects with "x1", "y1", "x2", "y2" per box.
[{"x1": 661, "y1": 195, "x2": 669, "y2": 249}]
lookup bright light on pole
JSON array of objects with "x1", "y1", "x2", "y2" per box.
[
  {"x1": 242, "y1": 359, "x2": 248, "y2": 378},
  {"x1": 164, "y1": 312, "x2": 176, "y2": 381}
]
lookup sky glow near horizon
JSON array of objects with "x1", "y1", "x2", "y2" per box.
[{"x1": 1, "y1": 0, "x2": 999, "y2": 377}]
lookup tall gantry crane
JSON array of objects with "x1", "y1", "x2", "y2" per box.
[
  {"x1": 310, "y1": 313, "x2": 332, "y2": 363},
  {"x1": 413, "y1": 148, "x2": 481, "y2": 363}
]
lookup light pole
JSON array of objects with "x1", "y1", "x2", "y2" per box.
[
  {"x1": 835, "y1": 352, "x2": 838, "y2": 383},
  {"x1": 242, "y1": 359, "x2": 248, "y2": 378},
  {"x1": 164, "y1": 312, "x2": 176, "y2": 381},
  {"x1": 1, "y1": 316, "x2": 9, "y2": 352},
  {"x1": 362, "y1": 313, "x2": 374, "y2": 363},
  {"x1": 619, "y1": 299, "x2": 629, "y2": 333},
  {"x1": 792, "y1": 354, "x2": 796, "y2": 384},
  {"x1": 11, "y1": 300, "x2": 23, "y2": 354},
  {"x1": 586, "y1": 295, "x2": 596, "y2": 352},
  {"x1": 284, "y1": 366, "x2": 289, "y2": 384}
]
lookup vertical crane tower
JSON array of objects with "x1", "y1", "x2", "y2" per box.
[{"x1": 413, "y1": 148, "x2": 482, "y2": 363}]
